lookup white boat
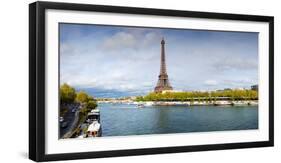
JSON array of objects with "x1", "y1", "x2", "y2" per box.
[
  {"x1": 144, "y1": 102, "x2": 154, "y2": 106},
  {"x1": 86, "y1": 121, "x2": 101, "y2": 137},
  {"x1": 87, "y1": 109, "x2": 100, "y2": 123},
  {"x1": 137, "y1": 104, "x2": 145, "y2": 108}
]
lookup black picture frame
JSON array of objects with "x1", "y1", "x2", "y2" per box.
[{"x1": 29, "y1": 1, "x2": 274, "y2": 162}]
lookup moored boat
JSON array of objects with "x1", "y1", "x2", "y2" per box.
[
  {"x1": 137, "y1": 104, "x2": 145, "y2": 108},
  {"x1": 86, "y1": 121, "x2": 102, "y2": 137},
  {"x1": 86, "y1": 109, "x2": 102, "y2": 137}
]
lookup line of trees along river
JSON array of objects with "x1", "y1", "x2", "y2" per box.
[
  {"x1": 60, "y1": 83, "x2": 258, "y2": 103},
  {"x1": 135, "y1": 90, "x2": 258, "y2": 102}
]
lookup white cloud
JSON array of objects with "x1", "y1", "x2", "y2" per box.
[
  {"x1": 101, "y1": 32, "x2": 137, "y2": 50},
  {"x1": 213, "y1": 57, "x2": 258, "y2": 71},
  {"x1": 60, "y1": 25, "x2": 258, "y2": 95},
  {"x1": 204, "y1": 80, "x2": 218, "y2": 86}
]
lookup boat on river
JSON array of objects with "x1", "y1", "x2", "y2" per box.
[
  {"x1": 86, "y1": 109, "x2": 102, "y2": 137},
  {"x1": 137, "y1": 104, "x2": 145, "y2": 108},
  {"x1": 86, "y1": 121, "x2": 102, "y2": 137},
  {"x1": 87, "y1": 109, "x2": 101, "y2": 123}
]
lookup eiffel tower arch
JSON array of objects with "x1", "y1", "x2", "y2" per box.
[{"x1": 154, "y1": 38, "x2": 173, "y2": 93}]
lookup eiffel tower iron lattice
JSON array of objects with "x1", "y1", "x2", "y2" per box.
[{"x1": 154, "y1": 38, "x2": 173, "y2": 93}]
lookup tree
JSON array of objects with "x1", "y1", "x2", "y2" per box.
[
  {"x1": 137, "y1": 89, "x2": 258, "y2": 102},
  {"x1": 75, "y1": 91, "x2": 89, "y2": 104},
  {"x1": 87, "y1": 96, "x2": 94, "y2": 101},
  {"x1": 87, "y1": 100, "x2": 98, "y2": 110},
  {"x1": 60, "y1": 83, "x2": 76, "y2": 103}
]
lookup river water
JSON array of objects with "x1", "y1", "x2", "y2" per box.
[{"x1": 98, "y1": 103, "x2": 258, "y2": 137}]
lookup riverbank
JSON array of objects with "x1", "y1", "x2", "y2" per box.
[{"x1": 97, "y1": 100, "x2": 258, "y2": 106}]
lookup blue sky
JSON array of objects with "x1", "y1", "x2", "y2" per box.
[{"x1": 60, "y1": 23, "x2": 258, "y2": 96}]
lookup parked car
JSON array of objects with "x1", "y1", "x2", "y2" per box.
[
  {"x1": 59, "y1": 116, "x2": 64, "y2": 122},
  {"x1": 60, "y1": 121, "x2": 68, "y2": 128}
]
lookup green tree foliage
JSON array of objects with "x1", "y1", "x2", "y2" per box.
[
  {"x1": 60, "y1": 83, "x2": 98, "y2": 105},
  {"x1": 135, "y1": 90, "x2": 258, "y2": 102},
  {"x1": 87, "y1": 100, "x2": 98, "y2": 110},
  {"x1": 75, "y1": 91, "x2": 89, "y2": 104},
  {"x1": 75, "y1": 91, "x2": 98, "y2": 111},
  {"x1": 80, "y1": 107, "x2": 89, "y2": 115},
  {"x1": 60, "y1": 83, "x2": 76, "y2": 103}
]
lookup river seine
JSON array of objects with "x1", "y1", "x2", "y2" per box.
[{"x1": 98, "y1": 103, "x2": 258, "y2": 137}]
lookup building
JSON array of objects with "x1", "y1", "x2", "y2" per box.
[{"x1": 154, "y1": 38, "x2": 173, "y2": 93}]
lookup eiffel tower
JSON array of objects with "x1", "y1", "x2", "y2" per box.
[{"x1": 154, "y1": 38, "x2": 173, "y2": 93}]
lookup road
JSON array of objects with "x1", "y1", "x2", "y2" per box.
[{"x1": 59, "y1": 103, "x2": 80, "y2": 138}]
